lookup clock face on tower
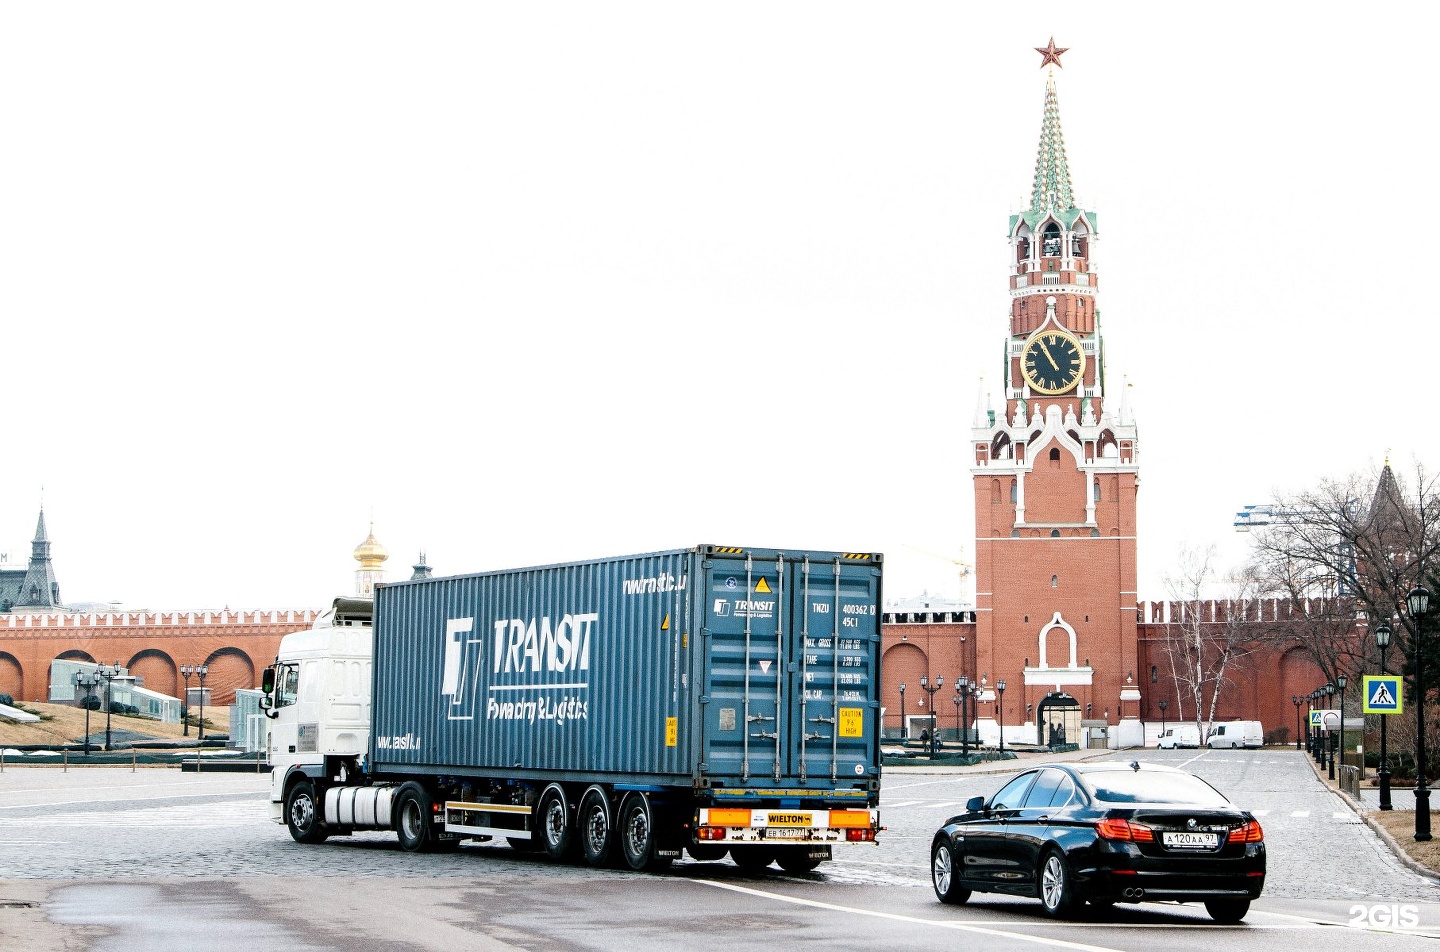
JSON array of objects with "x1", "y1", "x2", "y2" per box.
[{"x1": 1022, "y1": 330, "x2": 1085, "y2": 395}]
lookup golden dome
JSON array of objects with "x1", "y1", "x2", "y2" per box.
[{"x1": 353, "y1": 522, "x2": 389, "y2": 569}]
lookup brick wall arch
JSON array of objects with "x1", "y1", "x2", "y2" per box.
[
  {"x1": 127, "y1": 649, "x2": 177, "y2": 696},
  {"x1": 54, "y1": 649, "x2": 96, "y2": 664},
  {"x1": 0, "y1": 652, "x2": 21, "y2": 698},
  {"x1": 202, "y1": 648, "x2": 256, "y2": 706}
]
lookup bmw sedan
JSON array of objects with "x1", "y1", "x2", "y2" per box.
[{"x1": 930, "y1": 761, "x2": 1265, "y2": 922}]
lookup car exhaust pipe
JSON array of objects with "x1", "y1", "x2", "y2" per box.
[{"x1": 1122, "y1": 887, "x2": 1145, "y2": 898}]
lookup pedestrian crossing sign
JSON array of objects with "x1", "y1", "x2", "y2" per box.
[{"x1": 1363, "y1": 675, "x2": 1402, "y2": 715}]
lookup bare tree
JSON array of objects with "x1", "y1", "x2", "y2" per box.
[
  {"x1": 1245, "y1": 461, "x2": 1440, "y2": 686},
  {"x1": 1161, "y1": 547, "x2": 1270, "y2": 740}
]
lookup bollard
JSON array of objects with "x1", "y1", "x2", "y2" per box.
[
  {"x1": 256, "y1": 749, "x2": 264, "y2": 774},
  {"x1": 1, "y1": 748, "x2": 5, "y2": 773},
  {"x1": 132, "y1": 749, "x2": 137, "y2": 773},
  {"x1": 63, "y1": 748, "x2": 68, "y2": 773}
]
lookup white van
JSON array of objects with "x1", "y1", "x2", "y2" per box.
[
  {"x1": 1206, "y1": 721, "x2": 1264, "y2": 749},
  {"x1": 1156, "y1": 724, "x2": 1201, "y2": 749}
]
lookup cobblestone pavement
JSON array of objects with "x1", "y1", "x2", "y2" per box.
[{"x1": 1, "y1": 749, "x2": 1436, "y2": 904}]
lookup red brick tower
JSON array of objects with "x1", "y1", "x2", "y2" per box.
[{"x1": 970, "y1": 42, "x2": 1141, "y2": 749}]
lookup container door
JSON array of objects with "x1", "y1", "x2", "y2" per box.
[
  {"x1": 788, "y1": 556, "x2": 880, "y2": 782},
  {"x1": 701, "y1": 554, "x2": 789, "y2": 782}
]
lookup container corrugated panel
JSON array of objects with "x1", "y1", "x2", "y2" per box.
[{"x1": 370, "y1": 545, "x2": 881, "y2": 791}]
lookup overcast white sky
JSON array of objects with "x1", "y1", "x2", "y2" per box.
[{"x1": 1, "y1": 4, "x2": 1432, "y2": 610}]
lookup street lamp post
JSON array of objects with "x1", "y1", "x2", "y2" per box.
[
  {"x1": 953, "y1": 693, "x2": 961, "y2": 739},
  {"x1": 180, "y1": 664, "x2": 196, "y2": 737},
  {"x1": 95, "y1": 663, "x2": 122, "y2": 752},
  {"x1": 1377, "y1": 622, "x2": 1393, "y2": 811},
  {"x1": 1293, "y1": 695, "x2": 1302, "y2": 751},
  {"x1": 196, "y1": 665, "x2": 210, "y2": 742},
  {"x1": 1325, "y1": 682, "x2": 1336, "y2": 779},
  {"x1": 919, "y1": 676, "x2": 944, "y2": 756},
  {"x1": 72, "y1": 671, "x2": 101, "y2": 755},
  {"x1": 1159, "y1": 699, "x2": 1168, "y2": 738},
  {"x1": 1337, "y1": 673, "x2": 1348, "y2": 785},
  {"x1": 956, "y1": 676, "x2": 970, "y2": 757},
  {"x1": 898, "y1": 682, "x2": 907, "y2": 741},
  {"x1": 996, "y1": 680, "x2": 1007, "y2": 755},
  {"x1": 1409, "y1": 586, "x2": 1432, "y2": 842},
  {"x1": 1311, "y1": 689, "x2": 1323, "y2": 763}
]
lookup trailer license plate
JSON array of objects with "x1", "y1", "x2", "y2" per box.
[
  {"x1": 766, "y1": 828, "x2": 805, "y2": 839},
  {"x1": 1162, "y1": 831, "x2": 1218, "y2": 849}
]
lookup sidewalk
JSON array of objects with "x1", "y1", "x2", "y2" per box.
[
  {"x1": 1301, "y1": 746, "x2": 1440, "y2": 882},
  {"x1": 882, "y1": 744, "x2": 1117, "y2": 776}
]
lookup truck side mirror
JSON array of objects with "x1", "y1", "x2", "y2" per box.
[{"x1": 261, "y1": 667, "x2": 275, "y2": 693}]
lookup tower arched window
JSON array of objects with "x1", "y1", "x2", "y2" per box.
[
  {"x1": 1049, "y1": 448, "x2": 1060, "y2": 461},
  {"x1": 1050, "y1": 529, "x2": 1060, "y2": 538},
  {"x1": 1010, "y1": 481, "x2": 1017, "y2": 504},
  {"x1": 1042, "y1": 223, "x2": 1062, "y2": 257},
  {"x1": 1051, "y1": 575, "x2": 1058, "y2": 588}
]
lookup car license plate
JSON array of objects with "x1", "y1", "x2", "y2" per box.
[
  {"x1": 1162, "y1": 831, "x2": 1218, "y2": 849},
  {"x1": 765, "y1": 827, "x2": 805, "y2": 839}
]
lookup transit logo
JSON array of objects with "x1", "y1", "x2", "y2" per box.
[{"x1": 441, "y1": 613, "x2": 597, "y2": 724}]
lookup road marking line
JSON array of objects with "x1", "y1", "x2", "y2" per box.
[
  {"x1": 1248, "y1": 908, "x2": 1440, "y2": 938},
  {"x1": 689, "y1": 879, "x2": 1131, "y2": 952},
  {"x1": 885, "y1": 800, "x2": 923, "y2": 809}
]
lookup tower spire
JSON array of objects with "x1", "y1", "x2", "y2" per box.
[{"x1": 1029, "y1": 70, "x2": 1078, "y2": 216}]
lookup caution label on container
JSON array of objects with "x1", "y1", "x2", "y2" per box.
[
  {"x1": 755, "y1": 577, "x2": 771, "y2": 594},
  {"x1": 839, "y1": 708, "x2": 864, "y2": 738},
  {"x1": 666, "y1": 716, "x2": 677, "y2": 747}
]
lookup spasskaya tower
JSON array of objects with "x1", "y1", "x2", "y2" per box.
[{"x1": 970, "y1": 40, "x2": 1142, "y2": 749}]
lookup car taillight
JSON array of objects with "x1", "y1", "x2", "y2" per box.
[
  {"x1": 1228, "y1": 819, "x2": 1264, "y2": 843},
  {"x1": 1095, "y1": 818, "x2": 1154, "y2": 842}
]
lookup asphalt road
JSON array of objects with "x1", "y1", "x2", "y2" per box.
[{"x1": 2, "y1": 748, "x2": 1439, "y2": 952}]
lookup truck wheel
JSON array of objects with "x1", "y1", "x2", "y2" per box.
[
  {"x1": 619, "y1": 793, "x2": 671, "y2": 872},
  {"x1": 285, "y1": 779, "x2": 328, "y2": 844},
  {"x1": 537, "y1": 786, "x2": 576, "y2": 861},
  {"x1": 579, "y1": 787, "x2": 614, "y2": 867},
  {"x1": 731, "y1": 846, "x2": 776, "y2": 874},
  {"x1": 776, "y1": 848, "x2": 823, "y2": 874},
  {"x1": 396, "y1": 786, "x2": 434, "y2": 853}
]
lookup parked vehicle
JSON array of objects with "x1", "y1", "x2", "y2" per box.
[
  {"x1": 262, "y1": 545, "x2": 883, "y2": 874},
  {"x1": 1156, "y1": 725, "x2": 1200, "y2": 749},
  {"x1": 1206, "y1": 721, "x2": 1264, "y2": 749},
  {"x1": 929, "y1": 761, "x2": 1265, "y2": 922}
]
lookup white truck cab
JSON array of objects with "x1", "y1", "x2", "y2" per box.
[{"x1": 263, "y1": 597, "x2": 374, "y2": 823}]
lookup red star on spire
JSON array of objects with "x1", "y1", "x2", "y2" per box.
[{"x1": 1035, "y1": 37, "x2": 1068, "y2": 69}]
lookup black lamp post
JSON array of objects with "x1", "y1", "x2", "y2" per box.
[
  {"x1": 956, "y1": 676, "x2": 970, "y2": 757},
  {"x1": 1409, "y1": 585, "x2": 1432, "y2": 841},
  {"x1": 73, "y1": 671, "x2": 101, "y2": 756},
  {"x1": 95, "y1": 663, "x2": 122, "y2": 752},
  {"x1": 180, "y1": 664, "x2": 197, "y2": 737},
  {"x1": 997, "y1": 680, "x2": 1007, "y2": 755},
  {"x1": 1158, "y1": 699, "x2": 1168, "y2": 739},
  {"x1": 1292, "y1": 695, "x2": 1302, "y2": 751},
  {"x1": 920, "y1": 676, "x2": 944, "y2": 756},
  {"x1": 1325, "y1": 682, "x2": 1336, "y2": 779},
  {"x1": 898, "y1": 682, "x2": 907, "y2": 740},
  {"x1": 1311, "y1": 689, "x2": 1323, "y2": 763},
  {"x1": 1336, "y1": 673, "x2": 1348, "y2": 782},
  {"x1": 196, "y1": 664, "x2": 210, "y2": 742},
  {"x1": 952, "y1": 693, "x2": 961, "y2": 739},
  {"x1": 1377, "y1": 622, "x2": 1393, "y2": 811}
]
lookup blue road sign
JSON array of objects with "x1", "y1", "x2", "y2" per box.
[{"x1": 1363, "y1": 675, "x2": 1402, "y2": 715}]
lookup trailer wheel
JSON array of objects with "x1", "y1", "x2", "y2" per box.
[
  {"x1": 537, "y1": 786, "x2": 577, "y2": 861},
  {"x1": 578, "y1": 787, "x2": 614, "y2": 867},
  {"x1": 731, "y1": 846, "x2": 776, "y2": 874},
  {"x1": 619, "y1": 793, "x2": 671, "y2": 872},
  {"x1": 285, "y1": 779, "x2": 328, "y2": 844},
  {"x1": 395, "y1": 786, "x2": 434, "y2": 853}
]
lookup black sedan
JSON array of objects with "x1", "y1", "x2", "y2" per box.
[{"x1": 930, "y1": 761, "x2": 1265, "y2": 922}]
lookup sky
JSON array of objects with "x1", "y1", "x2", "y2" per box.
[{"x1": 1, "y1": 4, "x2": 1433, "y2": 611}]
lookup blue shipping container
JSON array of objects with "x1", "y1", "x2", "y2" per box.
[{"x1": 370, "y1": 544, "x2": 882, "y2": 793}]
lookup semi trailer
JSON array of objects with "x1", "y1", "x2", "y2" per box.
[{"x1": 262, "y1": 544, "x2": 883, "y2": 873}]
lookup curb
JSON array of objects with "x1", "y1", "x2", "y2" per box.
[{"x1": 1304, "y1": 750, "x2": 1440, "y2": 883}]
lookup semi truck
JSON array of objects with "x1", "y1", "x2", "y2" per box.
[{"x1": 261, "y1": 544, "x2": 883, "y2": 873}]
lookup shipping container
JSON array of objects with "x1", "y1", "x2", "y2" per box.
[{"x1": 263, "y1": 545, "x2": 883, "y2": 874}]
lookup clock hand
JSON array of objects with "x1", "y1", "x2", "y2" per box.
[{"x1": 1042, "y1": 343, "x2": 1060, "y2": 371}]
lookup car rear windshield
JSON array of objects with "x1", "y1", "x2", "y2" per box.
[{"x1": 1083, "y1": 771, "x2": 1230, "y2": 806}]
